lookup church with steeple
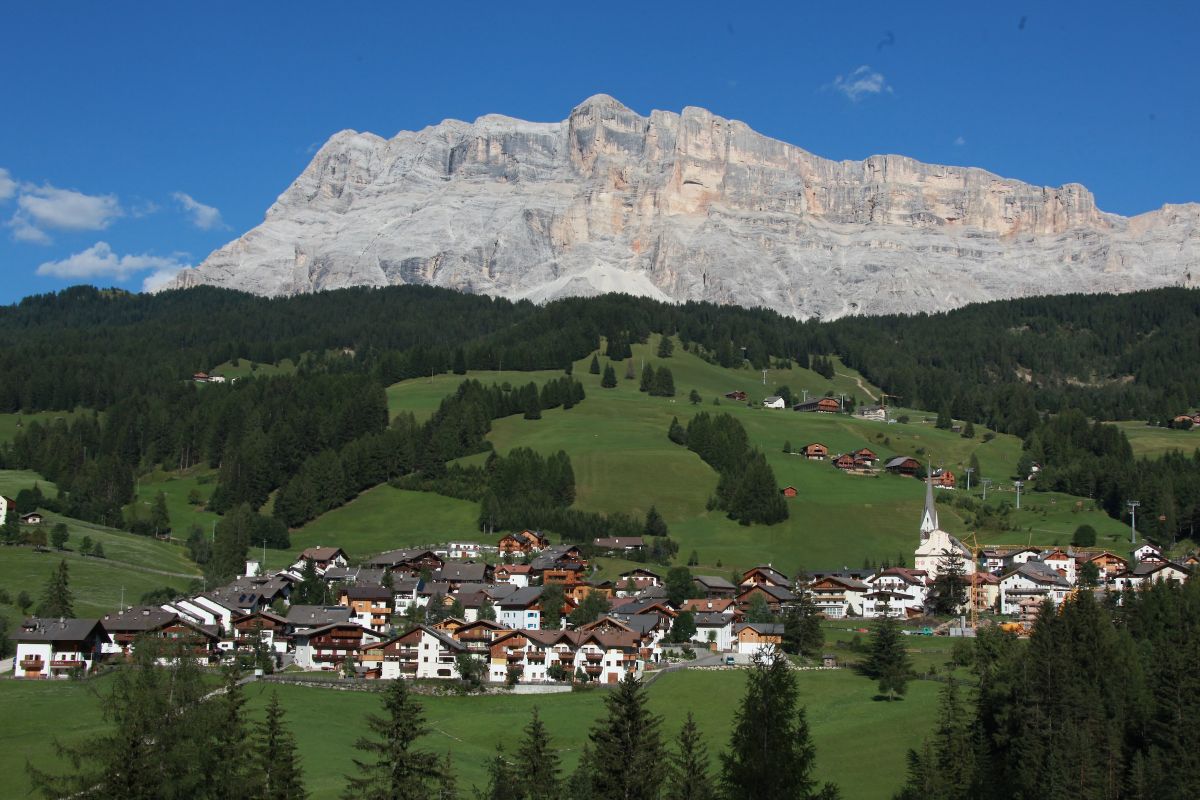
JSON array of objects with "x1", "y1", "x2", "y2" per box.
[{"x1": 914, "y1": 469, "x2": 976, "y2": 578}]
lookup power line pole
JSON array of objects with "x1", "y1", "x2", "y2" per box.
[
  {"x1": 1127, "y1": 500, "x2": 1140, "y2": 545},
  {"x1": 1014, "y1": 480, "x2": 1024, "y2": 510},
  {"x1": 761, "y1": 368, "x2": 767, "y2": 386},
  {"x1": 981, "y1": 478, "x2": 993, "y2": 501},
  {"x1": 964, "y1": 467, "x2": 975, "y2": 493}
]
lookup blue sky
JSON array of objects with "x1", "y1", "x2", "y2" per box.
[{"x1": 2, "y1": 2, "x2": 1197, "y2": 304}]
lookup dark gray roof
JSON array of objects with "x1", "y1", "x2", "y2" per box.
[
  {"x1": 433, "y1": 563, "x2": 489, "y2": 582},
  {"x1": 11, "y1": 618, "x2": 105, "y2": 643},
  {"x1": 101, "y1": 606, "x2": 178, "y2": 632},
  {"x1": 693, "y1": 575, "x2": 737, "y2": 591},
  {"x1": 285, "y1": 605, "x2": 352, "y2": 627},
  {"x1": 497, "y1": 587, "x2": 543, "y2": 609},
  {"x1": 734, "y1": 622, "x2": 785, "y2": 635},
  {"x1": 693, "y1": 612, "x2": 732, "y2": 626},
  {"x1": 605, "y1": 614, "x2": 662, "y2": 634}
]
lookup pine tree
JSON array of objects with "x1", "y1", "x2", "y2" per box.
[
  {"x1": 665, "y1": 712, "x2": 713, "y2": 800},
  {"x1": 435, "y1": 752, "x2": 458, "y2": 800},
  {"x1": 689, "y1": 389, "x2": 702, "y2": 405},
  {"x1": 50, "y1": 522, "x2": 69, "y2": 550},
  {"x1": 928, "y1": 549, "x2": 968, "y2": 616},
  {"x1": 670, "y1": 610, "x2": 697, "y2": 643},
  {"x1": 653, "y1": 366, "x2": 676, "y2": 397},
  {"x1": 585, "y1": 673, "x2": 665, "y2": 800},
  {"x1": 540, "y1": 583, "x2": 565, "y2": 630},
  {"x1": 601, "y1": 364, "x2": 617, "y2": 389},
  {"x1": 720, "y1": 647, "x2": 838, "y2": 799},
  {"x1": 640, "y1": 363, "x2": 655, "y2": 392},
  {"x1": 524, "y1": 391, "x2": 542, "y2": 420},
  {"x1": 295, "y1": 558, "x2": 326, "y2": 605},
  {"x1": 668, "y1": 417, "x2": 688, "y2": 445},
  {"x1": 342, "y1": 678, "x2": 438, "y2": 800},
  {"x1": 657, "y1": 335, "x2": 675, "y2": 358},
  {"x1": 666, "y1": 566, "x2": 694, "y2": 607},
  {"x1": 862, "y1": 608, "x2": 912, "y2": 701},
  {"x1": 36, "y1": 559, "x2": 74, "y2": 618},
  {"x1": 150, "y1": 490, "x2": 171, "y2": 536},
  {"x1": 783, "y1": 586, "x2": 825, "y2": 657},
  {"x1": 589, "y1": 355, "x2": 600, "y2": 375},
  {"x1": 452, "y1": 348, "x2": 467, "y2": 375},
  {"x1": 935, "y1": 405, "x2": 952, "y2": 430},
  {"x1": 961, "y1": 421, "x2": 975, "y2": 439},
  {"x1": 644, "y1": 505, "x2": 669, "y2": 537},
  {"x1": 893, "y1": 676, "x2": 975, "y2": 800},
  {"x1": 208, "y1": 666, "x2": 254, "y2": 800},
  {"x1": 517, "y1": 707, "x2": 561, "y2": 800},
  {"x1": 91, "y1": 541, "x2": 106, "y2": 558}
]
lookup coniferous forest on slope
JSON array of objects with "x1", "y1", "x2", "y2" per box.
[{"x1": 4, "y1": 285, "x2": 1200, "y2": 562}]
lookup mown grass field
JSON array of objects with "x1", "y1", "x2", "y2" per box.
[
  {"x1": 1109, "y1": 420, "x2": 1200, "y2": 458},
  {"x1": 370, "y1": 337, "x2": 1129, "y2": 574},
  {"x1": 205, "y1": 357, "x2": 298, "y2": 380},
  {"x1": 0, "y1": 667, "x2": 939, "y2": 800},
  {"x1": 0, "y1": 409, "x2": 89, "y2": 444},
  {"x1": 129, "y1": 467, "x2": 221, "y2": 540},
  {"x1": 0, "y1": 469, "x2": 202, "y2": 630}
]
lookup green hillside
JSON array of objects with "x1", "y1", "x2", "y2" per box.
[
  {"x1": 0, "y1": 470, "x2": 201, "y2": 628},
  {"x1": 312, "y1": 336, "x2": 1129, "y2": 573},
  {"x1": 0, "y1": 668, "x2": 939, "y2": 800},
  {"x1": 1109, "y1": 420, "x2": 1200, "y2": 458}
]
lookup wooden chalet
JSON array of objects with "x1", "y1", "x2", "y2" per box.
[
  {"x1": 831, "y1": 454, "x2": 856, "y2": 470},
  {"x1": 100, "y1": 606, "x2": 219, "y2": 659},
  {"x1": 498, "y1": 530, "x2": 549, "y2": 554},
  {"x1": 883, "y1": 456, "x2": 921, "y2": 477},
  {"x1": 293, "y1": 621, "x2": 380, "y2": 669},
  {"x1": 592, "y1": 536, "x2": 645, "y2": 553},
  {"x1": 230, "y1": 611, "x2": 288, "y2": 652},
  {"x1": 780, "y1": 485, "x2": 798, "y2": 498},
  {"x1": 853, "y1": 447, "x2": 878, "y2": 465},
  {"x1": 741, "y1": 565, "x2": 790, "y2": 588},
  {"x1": 933, "y1": 469, "x2": 956, "y2": 489},
  {"x1": 363, "y1": 548, "x2": 445, "y2": 576},
  {"x1": 735, "y1": 583, "x2": 797, "y2": 613},
  {"x1": 793, "y1": 397, "x2": 841, "y2": 413},
  {"x1": 801, "y1": 443, "x2": 828, "y2": 460},
  {"x1": 724, "y1": 391, "x2": 748, "y2": 402}
]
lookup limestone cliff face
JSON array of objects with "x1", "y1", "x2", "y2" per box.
[{"x1": 173, "y1": 95, "x2": 1200, "y2": 318}]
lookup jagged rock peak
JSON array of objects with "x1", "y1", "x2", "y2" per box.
[{"x1": 170, "y1": 96, "x2": 1199, "y2": 318}]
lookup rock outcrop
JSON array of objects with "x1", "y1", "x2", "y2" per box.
[{"x1": 172, "y1": 94, "x2": 1199, "y2": 318}]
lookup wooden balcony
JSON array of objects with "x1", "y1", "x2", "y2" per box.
[
  {"x1": 506, "y1": 651, "x2": 524, "y2": 663},
  {"x1": 527, "y1": 651, "x2": 546, "y2": 663},
  {"x1": 400, "y1": 662, "x2": 419, "y2": 672},
  {"x1": 585, "y1": 652, "x2": 602, "y2": 663},
  {"x1": 585, "y1": 664, "x2": 603, "y2": 675},
  {"x1": 19, "y1": 657, "x2": 44, "y2": 670},
  {"x1": 50, "y1": 658, "x2": 85, "y2": 668}
]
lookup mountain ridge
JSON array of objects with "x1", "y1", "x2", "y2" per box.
[{"x1": 171, "y1": 94, "x2": 1200, "y2": 318}]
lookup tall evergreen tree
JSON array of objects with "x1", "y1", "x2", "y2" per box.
[
  {"x1": 863, "y1": 607, "x2": 912, "y2": 700},
  {"x1": 477, "y1": 743, "x2": 522, "y2": 800},
  {"x1": 657, "y1": 335, "x2": 675, "y2": 358},
  {"x1": 35, "y1": 559, "x2": 74, "y2": 618},
  {"x1": 640, "y1": 363, "x2": 655, "y2": 393},
  {"x1": 719, "y1": 647, "x2": 839, "y2": 800},
  {"x1": 589, "y1": 355, "x2": 601, "y2": 375},
  {"x1": 585, "y1": 673, "x2": 665, "y2": 800},
  {"x1": 927, "y1": 549, "x2": 968, "y2": 616},
  {"x1": 643, "y1": 505, "x2": 668, "y2": 537},
  {"x1": 517, "y1": 707, "x2": 560, "y2": 800},
  {"x1": 653, "y1": 366, "x2": 676, "y2": 397},
  {"x1": 342, "y1": 678, "x2": 438, "y2": 800},
  {"x1": 150, "y1": 490, "x2": 171, "y2": 536},
  {"x1": 782, "y1": 586, "x2": 824, "y2": 657},
  {"x1": 207, "y1": 666, "x2": 254, "y2": 800},
  {"x1": 600, "y1": 364, "x2": 617, "y2": 389},
  {"x1": 665, "y1": 712, "x2": 713, "y2": 800},
  {"x1": 892, "y1": 677, "x2": 975, "y2": 800}
]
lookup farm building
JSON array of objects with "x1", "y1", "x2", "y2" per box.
[
  {"x1": 801, "y1": 443, "x2": 828, "y2": 460},
  {"x1": 883, "y1": 456, "x2": 921, "y2": 476},
  {"x1": 793, "y1": 397, "x2": 841, "y2": 413}
]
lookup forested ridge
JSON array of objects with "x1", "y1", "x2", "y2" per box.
[
  {"x1": 4, "y1": 283, "x2": 1200, "y2": 557},
  {"x1": 4, "y1": 285, "x2": 1200, "y2": 432}
]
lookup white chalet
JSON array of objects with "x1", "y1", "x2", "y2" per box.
[
  {"x1": 10, "y1": 618, "x2": 107, "y2": 679},
  {"x1": 762, "y1": 396, "x2": 786, "y2": 409},
  {"x1": 998, "y1": 562, "x2": 1071, "y2": 615}
]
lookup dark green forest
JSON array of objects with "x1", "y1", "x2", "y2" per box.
[{"x1": 3, "y1": 284, "x2": 1200, "y2": 554}]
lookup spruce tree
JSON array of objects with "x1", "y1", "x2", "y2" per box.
[
  {"x1": 665, "y1": 712, "x2": 713, "y2": 800},
  {"x1": 863, "y1": 608, "x2": 912, "y2": 701},
  {"x1": 524, "y1": 391, "x2": 542, "y2": 420},
  {"x1": 589, "y1": 355, "x2": 600, "y2": 375},
  {"x1": 893, "y1": 676, "x2": 975, "y2": 800},
  {"x1": 150, "y1": 490, "x2": 171, "y2": 536},
  {"x1": 50, "y1": 522, "x2": 69, "y2": 550},
  {"x1": 689, "y1": 389, "x2": 702, "y2": 405},
  {"x1": 657, "y1": 335, "x2": 674, "y2": 358},
  {"x1": 961, "y1": 421, "x2": 975, "y2": 439},
  {"x1": 653, "y1": 366, "x2": 676, "y2": 397},
  {"x1": 640, "y1": 363, "x2": 655, "y2": 392},
  {"x1": 478, "y1": 743, "x2": 521, "y2": 800},
  {"x1": 452, "y1": 347, "x2": 467, "y2": 375},
  {"x1": 517, "y1": 707, "x2": 561, "y2": 800},
  {"x1": 668, "y1": 417, "x2": 688, "y2": 445},
  {"x1": 36, "y1": 559, "x2": 74, "y2": 618},
  {"x1": 208, "y1": 666, "x2": 254, "y2": 800},
  {"x1": 540, "y1": 583, "x2": 565, "y2": 630},
  {"x1": 928, "y1": 549, "x2": 968, "y2": 616},
  {"x1": 585, "y1": 673, "x2": 665, "y2": 800},
  {"x1": 783, "y1": 586, "x2": 824, "y2": 657},
  {"x1": 601, "y1": 364, "x2": 617, "y2": 389},
  {"x1": 435, "y1": 752, "x2": 458, "y2": 800},
  {"x1": 342, "y1": 678, "x2": 437, "y2": 800},
  {"x1": 719, "y1": 647, "x2": 838, "y2": 800},
  {"x1": 644, "y1": 505, "x2": 669, "y2": 537}
]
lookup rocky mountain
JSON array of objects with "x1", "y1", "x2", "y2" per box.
[{"x1": 171, "y1": 95, "x2": 1199, "y2": 318}]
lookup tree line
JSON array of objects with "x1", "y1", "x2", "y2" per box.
[
  {"x1": 669, "y1": 412, "x2": 788, "y2": 525},
  {"x1": 895, "y1": 580, "x2": 1200, "y2": 800}
]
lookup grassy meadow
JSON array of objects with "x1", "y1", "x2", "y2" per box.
[
  {"x1": 1109, "y1": 420, "x2": 1200, "y2": 458},
  {"x1": 367, "y1": 337, "x2": 1129, "y2": 574},
  {"x1": 0, "y1": 469, "x2": 202, "y2": 630},
  {"x1": 0, "y1": 667, "x2": 940, "y2": 800},
  {"x1": 0, "y1": 409, "x2": 89, "y2": 444}
]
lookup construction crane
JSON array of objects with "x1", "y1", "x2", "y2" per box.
[{"x1": 963, "y1": 531, "x2": 982, "y2": 632}]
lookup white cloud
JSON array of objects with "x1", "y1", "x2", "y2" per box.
[
  {"x1": 36, "y1": 241, "x2": 189, "y2": 282},
  {"x1": 17, "y1": 184, "x2": 122, "y2": 231},
  {"x1": 829, "y1": 65, "x2": 893, "y2": 102},
  {"x1": 141, "y1": 266, "x2": 186, "y2": 292},
  {"x1": 131, "y1": 200, "x2": 161, "y2": 218},
  {"x1": 0, "y1": 168, "x2": 15, "y2": 202},
  {"x1": 10, "y1": 216, "x2": 51, "y2": 244},
  {"x1": 173, "y1": 191, "x2": 223, "y2": 230},
  {"x1": 954, "y1": 136, "x2": 966, "y2": 146}
]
